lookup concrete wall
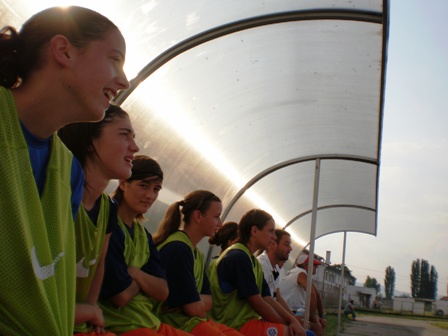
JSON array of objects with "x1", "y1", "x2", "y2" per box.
[
  {"x1": 393, "y1": 298, "x2": 425, "y2": 314},
  {"x1": 346, "y1": 285, "x2": 376, "y2": 308}
]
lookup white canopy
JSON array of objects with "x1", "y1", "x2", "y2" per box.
[{"x1": 1, "y1": 0, "x2": 389, "y2": 257}]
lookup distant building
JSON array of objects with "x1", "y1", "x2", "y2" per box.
[
  {"x1": 313, "y1": 263, "x2": 357, "y2": 307},
  {"x1": 434, "y1": 299, "x2": 448, "y2": 317},
  {"x1": 346, "y1": 285, "x2": 376, "y2": 308}
]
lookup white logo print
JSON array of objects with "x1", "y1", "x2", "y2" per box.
[
  {"x1": 31, "y1": 246, "x2": 64, "y2": 280},
  {"x1": 266, "y1": 327, "x2": 279, "y2": 336},
  {"x1": 76, "y1": 256, "x2": 97, "y2": 278}
]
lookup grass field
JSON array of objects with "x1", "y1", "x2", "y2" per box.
[
  {"x1": 431, "y1": 321, "x2": 448, "y2": 330},
  {"x1": 302, "y1": 312, "x2": 350, "y2": 335},
  {"x1": 321, "y1": 308, "x2": 448, "y2": 334}
]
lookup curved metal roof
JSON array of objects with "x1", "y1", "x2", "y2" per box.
[{"x1": 2, "y1": 0, "x2": 389, "y2": 259}]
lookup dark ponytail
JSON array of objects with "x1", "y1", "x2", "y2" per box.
[
  {"x1": 0, "y1": 27, "x2": 21, "y2": 88},
  {"x1": 209, "y1": 221, "x2": 238, "y2": 251},
  {"x1": 154, "y1": 190, "x2": 221, "y2": 246}
]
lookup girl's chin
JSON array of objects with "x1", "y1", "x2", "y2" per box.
[
  {"x1": 140, "y1": 207, "x2": 150, "y2": 213},
  {"x1": 117, "y1": 168, "x2": 132, "y2": 180}
]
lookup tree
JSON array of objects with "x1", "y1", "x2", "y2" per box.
[
  {"x1": 411, "y1": 259, "x2": 421, "y2": 298},
  {"x1": 384, "y1": 266, "x2": 396, "y2": 299},
  {"x1": 430, "y1": 265, "x2": 438, "y2": 299},
  {"x1": 420, "y1": 260, "x2": 430, "y2": 298},
  {"x1": 410, "y1": 258, "x2": 438, "y2": 299},
  {"x1": 364, "y1": 276, "x2": 381, "y2": 295}
]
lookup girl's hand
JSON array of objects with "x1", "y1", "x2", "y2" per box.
[
  {"x1": 288, "y1": 318, "x2": 306, "y2": 336},
  {"x1": 86, "y1": 305, "x2": 105, "y2": 333}
]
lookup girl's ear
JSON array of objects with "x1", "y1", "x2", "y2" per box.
[
  {"x1": 50, "y1": 34, "x2": 73, "y2": 67},
  {"x1": 250, "y1": 225, "x2": 258, "y2": 237},
  {"x1": 192, "y1": 209, "x2": 202, "y2": 223},
  {"x1": 118, "y1": 179, "x2": 127, "y2": 191}
]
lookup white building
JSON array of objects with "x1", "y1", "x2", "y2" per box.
[
  {"x1": 346, "y1": 285, "x2": 376, "y2": 308},
  {"x1": 313, "y1": 263, "x2": 357, "y2": 307}
]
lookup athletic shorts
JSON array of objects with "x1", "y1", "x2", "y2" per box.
[
  {"x1": 191, "y1": 319, "x2": 244, "y2": 336},
  {"x1": 74, "y1": 332, "x2": 116, "y2": 336},
  {"x1": 239, "y1": 319, "x2": 285, "y2": 336},
  {"x1": 119, "y1": 323, "x2": 190, "y2": 336}
]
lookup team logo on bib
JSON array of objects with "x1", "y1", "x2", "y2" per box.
[
  {"x1": 31, "y1": 246, "x2": 64, "y2": 280},
  {"x1": 76, "y1": 256, "x2": 98, "y2": 277},
  {"x1": 266, "y1": 327, "x2": 279, "y2": 336}
]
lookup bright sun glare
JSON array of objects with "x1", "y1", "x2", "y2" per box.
[{"x1": 133, "y1": 71, "x2": 308, "y2": 247}]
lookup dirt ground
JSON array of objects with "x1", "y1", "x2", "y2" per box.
[{"x1": 336, "y1": 315, "x2": 448, "y2": 336}]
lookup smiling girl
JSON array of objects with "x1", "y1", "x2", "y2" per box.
[
  {"x1": 99, "y1": 155, "x2": 190, "y2": 336},
  {"x1": 59, "y1": 105, "x2": 139, "y2": 334},
  {"x1": 0, "y1": 6, "x2": 129, "y2": 335}
]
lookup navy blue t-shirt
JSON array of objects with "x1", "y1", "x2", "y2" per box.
[
  {"x1": 217, "y1": 249, "x2": 271, "y2": 299},
  {"x1": 101, "y1": 223, "x2": 166, "y2": 299},
  {"x1": 21, "y1": 121, "x2": 83, "y2": 219},
  {"x1": 159, "y1": 235, "x2": 211, "y2": 308},
  {"x1": 85, "y1": 196, "x2": 117, "y2": 234}
]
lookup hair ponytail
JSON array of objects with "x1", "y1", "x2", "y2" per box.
[
  {"x1": 0, "y1": 27, "x2": 21, "y2": 88},
  {"x1": 153, "y1": 201, "x2": 183, "y2": 246},
  {"x1": 209, "y1": 221, "x2": 238, "y2": 251},
  {"x1": 154, "y1": 190, "x2": 221, "y2": 246}
]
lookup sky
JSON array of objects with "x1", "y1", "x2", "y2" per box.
[{"x1": 314, "y1": 0, "x2": 448, "y2": 298}]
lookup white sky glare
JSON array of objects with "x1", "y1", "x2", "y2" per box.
[{"x1": 314, "y1": 0, "x2": 448, "y2": 298}]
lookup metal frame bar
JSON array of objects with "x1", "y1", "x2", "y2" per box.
[
  {"x1": 114, "y1": 8, "x2": 384, "y2": 104},
  {"x1": 221, "y1": 154, "x2": 378, "y2": 221}
]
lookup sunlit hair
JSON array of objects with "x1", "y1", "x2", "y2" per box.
[
  {"x1": 58, "y1": 104, "x2": 128, "y2": 169},
  {"x1": 112, "y1": 155, "x2": 163, "y2": 220},
  {"x1": 153, "y1": 190, "x2": 221, "y2": 246},
  {"x1": 274, "y1": 229, "x2": 290, "y2": 244},
  {"x1": 209, "y1": 221, "x2": 238, "y2": 252},
  {"x1": 238, "y1": 209, "x2": 273, "y2": 245},
  {"x1": 0, "y1": 6, "x2": 118, "y2": 88}
]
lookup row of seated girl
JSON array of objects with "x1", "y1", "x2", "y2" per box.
[
  {"x1": 60, "y1": 104, "x2": 314, "y2": 336},
  {"x1": 0, "y1": 6, "x2": 313, "y2": 335}
]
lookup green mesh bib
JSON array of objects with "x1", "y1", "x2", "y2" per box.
[
  {"x1": 156, "y1": 231, "x2": 207, "y2": 332},
  {"x1": 209, "y1": 243, "x2": 262, "y2": 330},
  {"x1": 74, "y1": 193, "x2": 110, "y2": 333},
  {"x1": 0, "y1": 87, "x2": 76, "y2": 335},
  {"x1": 100, "y1": 218, "x2": 161, "y2": 333}
]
